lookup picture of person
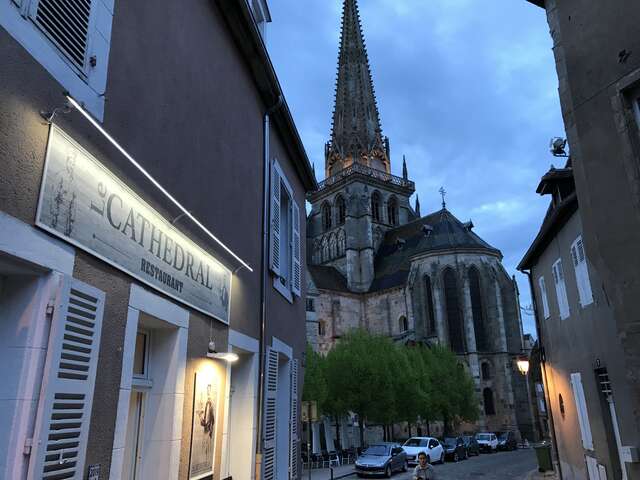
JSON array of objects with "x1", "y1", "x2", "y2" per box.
[{"x1": 190, "y1": 374, "x2": 217, "y2": 479}]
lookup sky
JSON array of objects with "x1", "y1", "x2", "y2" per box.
[{"x1": 266, "y1": 0, "x2": 566, "y2": 337}]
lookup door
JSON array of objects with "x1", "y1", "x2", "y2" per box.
[{"x1": 124, "y1": 391, "x2": 145, "y2": 480}]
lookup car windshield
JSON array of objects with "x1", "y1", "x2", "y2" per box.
[
  {"x1": 498, "y1": 433, "x2": 508, "y2": 440},
  {"x1": 477, "y1": 434, "x2": 491, "y2": 441},
  {"x1": 404, "y1": 438, "x2": 426, "y2": 447},
  {"x1": 444, "y1": 437, "x2": 457, "y2": 447},
  {"x1": 363, "y1": 445, "x2": 390, "y2": 456}
]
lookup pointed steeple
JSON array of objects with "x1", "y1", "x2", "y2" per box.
[
  {"x1": 402, "y1": 155, "x2": 408, "y2": 180},
  {"x1": 326, "y1": 0, "x2": 389, "y2": 177},
  {"x1": 415, "y1": 195, "x2": 421, "y2": 217}
]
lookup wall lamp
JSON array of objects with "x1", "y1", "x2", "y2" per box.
[
  {"x1": 62, "y1": 94, "x2": 253, "y2": 273},
  {"x1": 206, "y1": 341, "x2": 239, "y2": 363},
  {"x1": 516, "y1": 357, "x2": 530, "y2": 376}
]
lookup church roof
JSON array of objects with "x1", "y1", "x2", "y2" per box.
[
  {"x1": 328, "y1": 0, "x2": 385, "y2": 159},
  {"x1": 369, "y1": 208, "x2": 502, "y2": 292},
  {"x1": 308, "y1": 264, "x2": 349, "y2": 292}
]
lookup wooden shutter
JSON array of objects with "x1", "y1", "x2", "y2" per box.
[
  {"x1": 553, "y1": 260, "x2": 570, "y2": 319},
  {"x1": 28, "y1": 276, "x2": 105, "y2": 480},
  {"x1": 573, "y1": 237, "x2": 594, "y2": 306},
  {"x1": 538, "y1": 276, "x2": 550, "y2": 319},
  {"x1": 263, "y1": 348, "x2": 279, "y2": 480},
  {"x1": 270, "y1": 161, "x2": 282, "y2": 276},
  {"x1": 289, "y1": 360, "x2": 299, "y2": 479},
  {"x1": 571, "y1": 372, "x2": 594, "y2": 450},
  {"x1": 292, "y1": 201, "x2": 301, "y2": 297},
  {"x1": 30, "y1": 0, "x2": 94, "y2": 73}
]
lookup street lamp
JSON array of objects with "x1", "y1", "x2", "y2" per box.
[{"x1": 517, "y1": 357, "x2": 530, "y2": 376}]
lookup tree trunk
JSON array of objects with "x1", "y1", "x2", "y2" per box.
[
  {"x1": 443, "y1": 413, "x2": 450, "y2": 437},
  {"x1": 426, "y1": 418, "x2": 430, "y2": 437},
  {"x1": 358, "y1": 416, "x2": 365, "y2": 447},
  {"x1": 335, "y1": 417, "x2": 341, "y2": 451},
  {"x1": 408, "y1": 421, "x2": 412, "y2": 438}
]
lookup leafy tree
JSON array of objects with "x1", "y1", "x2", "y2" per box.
[{"x1": 302, "y1": 343, "x2": 327, "y2": 406}]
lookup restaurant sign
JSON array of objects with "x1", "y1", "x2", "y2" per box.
[{"x1": 36, "y1": 126, "x2": 232, "y2": 323}]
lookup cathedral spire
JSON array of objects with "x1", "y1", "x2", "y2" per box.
[
  {"x1": 402, "y1": 155, "x2": 408, "y2": 180},
  {"x1": 415, "y1": 195, "x2": 421, "y2": 217},
  {"x1": 326, "y1": 0, "x2": 388, "y2": 177}
]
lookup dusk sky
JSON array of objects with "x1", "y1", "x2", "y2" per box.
[{"x1": 266, "y1": 0, "x2": 566, "y2": 337}]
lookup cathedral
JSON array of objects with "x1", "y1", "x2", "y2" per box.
[{"x1": 305, "y1": 0, "x2": 534, "y2": 440}]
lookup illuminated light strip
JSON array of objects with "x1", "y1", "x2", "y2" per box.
[{"x1": 66, "y1": 95, "x2": 254, "y2": 273}]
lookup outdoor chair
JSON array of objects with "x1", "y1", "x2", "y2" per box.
[{"x1": 328, "y1": 451, "x2": 340, "y2": 467}]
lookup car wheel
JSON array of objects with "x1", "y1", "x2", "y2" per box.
[
  {"x1": 402, "y1": 460, "x2": 408, "y2": 472},
  {"x1": 385, "y1": 464, "x2": 392, "y2": 478},
  {"x1": 453, "y1": 452, "x2": 459, "y2": 462}
]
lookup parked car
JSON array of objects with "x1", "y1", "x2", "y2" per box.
[
  {"x1": 497, "y1": 431, "x2": 518, "y2": 451},
  {"x1": 355, "y1": 443, "x2": 408, "y2": 477},
  {"x1": 476, "y1": 432, "x2": 499, "y2": 453},
  {"x1": 463, "y1": 435, "x2": 480, "y2": 456},
  {"x1": 442, "y1": 436, "x2": 468, "y2": 462},
  {"x1": 402, "y1": 437, "x2": 445, "y2": 465}
]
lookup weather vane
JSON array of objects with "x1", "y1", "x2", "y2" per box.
[{"x1": 439, "y1": 187, "x2": 447, "y2": 209}]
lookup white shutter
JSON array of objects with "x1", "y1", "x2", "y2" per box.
[
  {"x1": 586, "y1": 456, "x2": 600, "y2": 480},
  {"x1": 28, "y1": 277, "x2": 105, "y2": 480},
  {"x1": 29, "y1": 0, "x2": 95, "y2": 73},
  {"x1": 263, "y1": 348, "x2": 279, "y2": 480},
  {"x1": 270, "y1": 161, "x2": 282, "y2": 276},
  {"x1": 292, "y1": 202, "x2": 301, "y2": 297},
  {"x1": 553, "y1": 259, "x2": 570, "y2": 319},
  {"x1": 573, "y1": 237, "x2": 594, "y2": 307},
  {"x1": 570, "y1": 372, "x2": 594, "y2": 450},
  {"x1": 289, "y1": 360, "x2": 300, "y2": 479},
  {"x1": 538, "y1": 276, "x2": 550, "y2": 319}
]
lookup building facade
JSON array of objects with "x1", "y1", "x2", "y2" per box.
[
  {"x1": 0, "y1": 1, "x2": 314, "y2": 479},
  {"x1": 305, "y1": 0, "x2": 533, "y2": 444},
  {"x1": 522, "y1": 1, "x2": 640, "y2": 479}
]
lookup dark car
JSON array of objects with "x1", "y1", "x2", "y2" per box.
[
  {"x1": 442, "y1": 436, "x2": 467, "y2": 462},
  {"x1": 355, "y1": 443, "x2": 408, "y2": 477},
  {"x1": 497, "y1": 431, "x2": 518, "y2": 451},
  {"x1": 463, "y1": 435, "x2": 480, "y2": 456}
]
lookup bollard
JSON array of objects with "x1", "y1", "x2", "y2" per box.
[{"x1": 330, "y1": 466, "x2": 334, "y2": 480}]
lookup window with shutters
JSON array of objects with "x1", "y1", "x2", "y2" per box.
[
  {"x1": 270, "y1": 159, "x2": 302, "y2": 301},
  {"x1": 552, "y1": 259, "x2": 570, "y2": 319},
  {"x1": 571, "y1": 236, "x2": 594, "y2": 307},
  {"x1": 4, "y1": 0, "x2": 114, "y2": 119},
  {"x1": 570, "y1": 372, "x2": 594, "y2": 450},
  {"x1": 538, "y1": 276, "x2": 551, "y2": 319}
]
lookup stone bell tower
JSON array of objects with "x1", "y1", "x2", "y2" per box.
[{"x1": 307, "y1": 0, "x2": 415, "y2": 293}]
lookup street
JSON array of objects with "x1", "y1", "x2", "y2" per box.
[{"x1": 349, "y1": 449, "x2": 537, "y2": 480}]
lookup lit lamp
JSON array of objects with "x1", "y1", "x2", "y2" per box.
[
  {"x1": 517, "y1": 357, "x2": 530, "y2": 376},
  {"x1": 206, "y1": 341, "x2": 239, "y2": 363}
]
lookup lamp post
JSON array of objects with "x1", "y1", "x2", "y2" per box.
[{"x1": 517, "y1": 357, "x2": 530, "y2": 376}]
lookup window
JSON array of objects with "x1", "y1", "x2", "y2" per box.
[
  {"x1": 469, "y1": 267, "x2": 487, "y2": 351},
  {"x1": 538, "y1": 276, "x2": 551, "y2": 319},
  {"x1": 250, "y1": 0, "x2": 271, "y2": 39},
  {"x1": 387, "y1": 196, "x2": 398, "y2": 226},
  {"x1": 481, "y1": 362, "x2": 491, "y2": 380},
  {"x1": 270, "y1": 160, "x2": 302, "y2": 300},
  {"x1": 552, "y1": 259, "x2": 570, "y2": 319},
  {"x1": 631, "y1": 87, "x2": 640, "y2": 130},
  {"x1": 483, "y1": 388, "x2": 496, "y2": 415},
  {"x1": 133, "y1": 331, "x2": 150, "y2": 379},
  {"x1": 306, "y1": 298, "x2": 315, "y2": 312},
  {"x1": 570, "y1": 372, "x2": 594, "y2": 450},
  {"x1": 371, "y1": 192, "x2": 381, "y2": 222},
  {"x1": 399, "y1": 316, "x2": 408, "y2": 332},
  {"x1": 322, "y1": 202, "x2": 332, "y2": 232},
  {"x1": 336, "y1": 195, "x2": 346, "y2": 225},
  {"x1": 4, "y1": 0, "x2": 114, "y2": 119},
  {"x1": 424, "y1": 275, "x2": 436, "y2": 335},
  {"x1": 571, "y1": 236, "x2": 594, "y2": 307},
  {"x1": 318, "y1": 321, "x2": 326, "y2": 337},
  {"x1": 444, "y1": 268, "x2": 465, "y2": 353}
]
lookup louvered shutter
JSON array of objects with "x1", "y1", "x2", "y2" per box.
[
  {"x1": 292, "y1": 202, "x2": 301, "y2": 297},
  {"x1": 585, "y1": 456, "x2": 600, "y2": 480},
  {"x1": 28, "y1": 276, "x2": 105, "y2": 480},
  {"x1": 270, "y1": 161, "x2": 282, "y2": 276},
  {"x1": 538, "y1": 276, "x2": 550, "y2": 319},
  {"x1": 574, "y1": 238, "x2": 593, "y2": 306},
  {"x1": 263, "y1": 348, "x2": 279, "y2": 480},
  {"x1": 29, "y1": 0, "x2": 95, "y2": 73},
  {"x1": 570, "y1": 373, "x2": 594, "y2": 450},
  {"x1": 289, "y1": 360, "x2": 300, "y2": 479},
  {"x1": 553, "y1": 259, "x2": 570, "y2": 319}
]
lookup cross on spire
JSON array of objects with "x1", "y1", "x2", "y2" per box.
[{"x1": 439, "y1": 187, "x2": 447, "y2": 209}]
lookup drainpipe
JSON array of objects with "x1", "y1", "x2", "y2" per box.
[
  {"x1": 522, "y1": 269, "x2": 563, "y2": 480},
  {"x1": 256, "y1": 95, "x2": 284, "y2": 477}
]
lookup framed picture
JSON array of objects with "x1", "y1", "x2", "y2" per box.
[{"x1": 189, "y1": 371, "x2": 219, "y2": 480}]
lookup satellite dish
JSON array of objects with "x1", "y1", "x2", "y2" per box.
[{"x1": 550, "y1": 137, "x2": 568, "y2": 157}]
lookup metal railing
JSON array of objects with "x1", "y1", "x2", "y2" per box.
[{"x1": 315, "y1": 163, "x2": 415, "y2": 192}]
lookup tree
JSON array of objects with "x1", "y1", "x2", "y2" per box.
[{"x1": 302, "y1": 343, "x2": 327, "y2": 405}]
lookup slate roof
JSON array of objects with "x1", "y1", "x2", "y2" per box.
[
  {"x1": 369, "y1": 208, "x2": 502, "y2": 292},
  {"x1": 308, "y1": 265, "x2": 349, "y2": 292}
]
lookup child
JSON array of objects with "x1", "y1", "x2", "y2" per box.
[{"x1": 413, "y1": 451, "x2": 437, "y2": 480}]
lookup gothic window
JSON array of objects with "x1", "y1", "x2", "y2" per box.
[
  {"x1": 469, "y1": 267, "x2": 487, "y2": 351},
  {"x1": 424, "y1": 275, "x2": 436, "y2": 335},
  {"x1": 329, "y1": 233, "x2": 338, "y2": 259},
  {"x1": 321, "y1": 236, "x2": 329, "y2": 263},
  {"x1": 336, "y1": 195, "x2": 346, "y2": 225},
  {"x1": 483, "y1": 388, "x2": 496, "y2": 416},
  {"x1": 481, "y1": 362, "x2": 491, "y2": 380},
  {"x1": 387, "y1": 196, "x2": 398, "y2": 226},
  {"x1": 322, "y1": 202, "x2": 332, "y2": 232},
  {"x1": 399, "y1": 316, "x2": 408, "y2": 333},
  {"x1": 337, "y1": 229, "x2": 346, "y2": 257},
  {"x1": 371, "y1": 192, "x2": 381, "y2": 222},
  {"x1": 443, "y1": 268, "x2": 465, "y2": 353}
]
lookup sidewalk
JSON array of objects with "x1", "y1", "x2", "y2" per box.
[
  {"x1": 301, "y1": 464, "x2": 356, "y2": 480},
  {"x1": 527, "y1": 469, "x2": 559, "y2": 480}
]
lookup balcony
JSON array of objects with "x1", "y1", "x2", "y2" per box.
[{"x1": 314, "y1": 163, "x2": 415, "y2": 193}]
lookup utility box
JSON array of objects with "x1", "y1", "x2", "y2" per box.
[{"x1": 534, "y1": 443, "x2": 554, "y2": 472}]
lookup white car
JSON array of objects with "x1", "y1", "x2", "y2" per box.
[
  {"x1": 402, "y1": 437, "x2": 444, "y2": 465},
  {"x1": 476, "y1": 433, "x2": 499, "y2": 453}
]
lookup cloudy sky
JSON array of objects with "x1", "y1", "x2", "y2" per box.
[{"x1": 266, "y1": 0, "x2": 566, "y2": 336}]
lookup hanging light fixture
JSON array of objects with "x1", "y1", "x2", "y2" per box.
[{"x1": 516, "y1": 357, "x2": 530, "y2": 376}]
